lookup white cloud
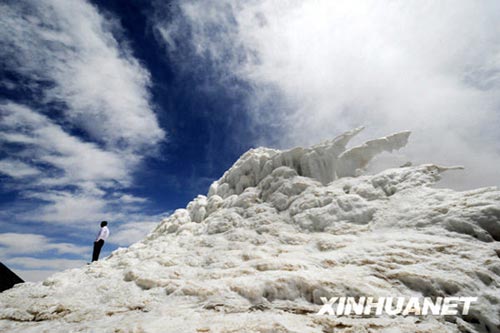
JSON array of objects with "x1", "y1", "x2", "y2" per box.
[
  {"x1": 117, "y1": 194, "x2": 148, "y2": 204},
  {"x1": 0, "y1": 233, "x2": 88, "y2": 257},
  {"x1": 0, "y1": 233, "x2": 89, "y2": 281},
  {"x1": 0, "y1": 0, "x2": 166, "y2": 229},
  {"x1": 1, "y1": 103, "x2": 130, "y2": 186},
  {"x1": 0, "y1": 159, "x2": 40, "y2": 178},
  {"x1": 110, "y1": 221, "x2": 160, "y2": 246},
  {"x1": 108, "y1": 211, "x2": 172, "y2": 246},
  {"x1": 25, "y1": 190, "x2": 108, "y2": 224},
  {"x1": 0, "y1": 1, "x2": 170, "y2": 282},
  {"x1": 0, "y1": 0, "x2": 165, "y2": 151},
  {"x1": 9, "y1": 269, "x2": 59, "y2": 282},
  {"x1": 0, "y1": 102, "x2": 139, "y2": 224},
  {"x1": 158, "y1": 0, "x2": 500, "y2": 189},
  {"x1": 4, "y1": 257, "x2": 85, "y2": 271},
  {"x1": 4, "y1": 259, "x2": 86, "y2": 282}
]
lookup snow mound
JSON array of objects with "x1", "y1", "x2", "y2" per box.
[{"x1": 1, "y1": 129, "x2": 500, "y2": 333}]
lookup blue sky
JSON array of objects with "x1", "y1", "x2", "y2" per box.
[
  {"x1": 1, "y1": 0, "x2": 500, "y2": 281},
  {"x1": 0, "y1": 0, "x2": 267, "y2": 281}
]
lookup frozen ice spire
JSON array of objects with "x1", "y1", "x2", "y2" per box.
[{"x1": 208, "y1": 127, "x2": 411, "y2": 198}]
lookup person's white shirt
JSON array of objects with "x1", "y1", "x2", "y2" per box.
[{"x1": 96, "y1": 226, "x2": 110, "y2": 242}]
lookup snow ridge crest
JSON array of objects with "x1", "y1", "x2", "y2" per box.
[{"x1": 208, "y1": 127, "x2": 411, "y2": 199}]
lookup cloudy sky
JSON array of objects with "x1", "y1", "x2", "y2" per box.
[{"x1": 1, "y1": 0, "x2": 499, "y2": 281}]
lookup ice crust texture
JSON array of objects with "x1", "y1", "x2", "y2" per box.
[{"x1": 1, "y1": 128, "x2": 500, "y2": 333}]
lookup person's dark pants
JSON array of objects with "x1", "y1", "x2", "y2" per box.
[{"x1": 92, "y1": 239, "x2": 105, "y2": 262}]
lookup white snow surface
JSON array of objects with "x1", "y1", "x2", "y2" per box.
[{"x1": 1, "y1": 128, "x2": 500, "y2": 333}]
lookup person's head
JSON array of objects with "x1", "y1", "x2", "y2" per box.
[{"x1": 100, "y1": 221, "x2": 108, "y2": 227}]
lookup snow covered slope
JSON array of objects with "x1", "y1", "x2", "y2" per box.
[{"x1": 1, "y1": 128, "x2": 499, "y2": 333}]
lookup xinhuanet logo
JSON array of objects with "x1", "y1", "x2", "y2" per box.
[{"x1": 316, "y1": 296, "x2": 478, "y2": 316}]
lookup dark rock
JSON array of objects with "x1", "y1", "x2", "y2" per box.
[{"x1": 0, "y1": 262, "x2": 24, "y2": 292}]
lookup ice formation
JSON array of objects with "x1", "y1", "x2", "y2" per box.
[{"x1": 1, "y1": 128, "x2": 499, "y2": 333}]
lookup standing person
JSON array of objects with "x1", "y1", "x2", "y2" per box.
[{"x1": 92, "y1": 221, "x2": 109, "y2": 262}]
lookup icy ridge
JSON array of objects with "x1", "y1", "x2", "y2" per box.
[
  {"x1": 1, "y1": 129, "x2": 500, "y2": 333},
  {"x1": 207, "y1": 127, "x2": 410, "y2": 199}
]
